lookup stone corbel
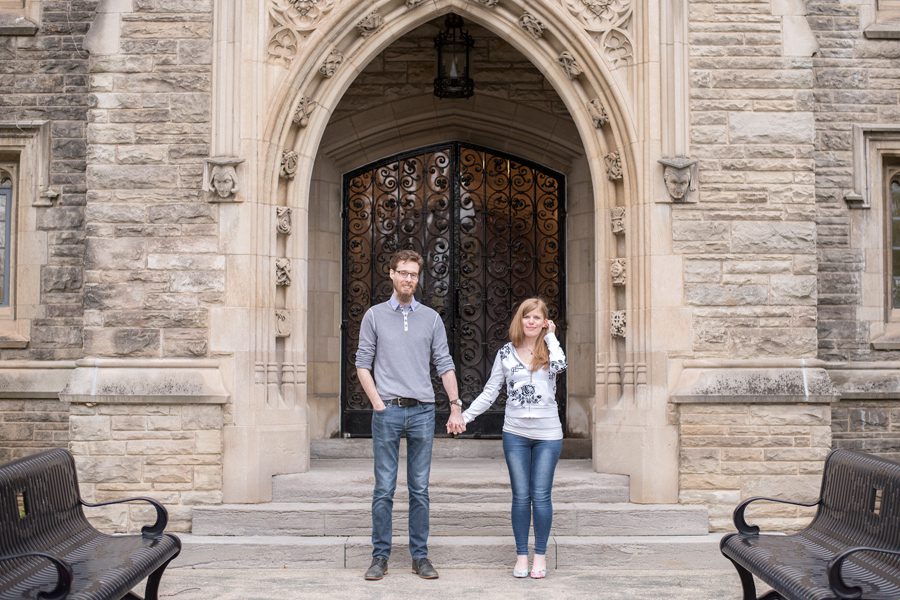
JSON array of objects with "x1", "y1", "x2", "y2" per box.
[
  {"x1": 519, "y1": 13, "x2": 546, "y2": 40},
  {"x1": 473, "y1": 0, "x2": 500, "y2": 6},
  {"x1": 292, "y1": 96, "x2": 316, "y2": 128},
  {"x1": 611, "y1": 258, "x2": 626, "y2": 286},
  {"x1": 33, "y1": 186, "x2": 60, "y2": 207},
  {"x1": 558, "y1": 51, "x2": 583, "y2": 80},
  {"x1": 605, "y1": 151, "x2": 622, "y2": 181},
  {"x1": 588, "y1": 99, "x2": 609, "y2": 129},
  {"x1": 276, "y1": 258, "x2": 292, "y2": 287},
  {"x1": 611, "y1": 311, "x2": 626, "y2": 338},
  {"x1": 319, "y1": 48, "x2": 344, "y2": 78},
  {"x1": 356, "y1": 11, "x2": 383, "y2": 37},
  {"x1": 203, "y1": 156, "x2": 245, "y2": 203},
  {"x1": 658, "y1": 156, "x2": 698, "y2": 203},
  {"x1": 610, "y1": 206, "x2": 625, "y2": 235},
  {"x1": 280, "y1": 151, "x2": 299, "y2": 180},
  {"x1": 276, "y1": 207, "x2": 293, "y2": 235},
  {"x1": 406, "y1": 0, "x2": 426, "y2": 7},
  {"x1": 275, "y1": 309, "x2": 292, "y2": 338}
]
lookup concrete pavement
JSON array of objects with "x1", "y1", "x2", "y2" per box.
[{"x1": 159, "y1": 565, "x2": 746, "y2": 599}]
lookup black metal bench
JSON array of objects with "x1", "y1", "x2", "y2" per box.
[
  {"x1": 720, "y1": 448, "x2": 900, "y2": 600},
  {"x1": 0, "y1": 448, "x2": 181, "y2": 600}
]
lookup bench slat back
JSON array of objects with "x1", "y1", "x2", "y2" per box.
[
  {"x1": 0, "y1": 448, "x2": 88, "y2": 555},
  {"x1": 816, "y1": 449, "x2": 900, "y2": 562}
]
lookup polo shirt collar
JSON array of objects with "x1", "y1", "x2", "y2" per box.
[{"x1": 389, "y1": 294, "x2": 420, "y2": 311}]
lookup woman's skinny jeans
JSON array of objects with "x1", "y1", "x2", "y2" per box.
[{"x1": 502, "y1": 431, "x2": 563, "y2": 555}]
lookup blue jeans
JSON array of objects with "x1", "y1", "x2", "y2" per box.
[
  {"x1": 503, "y1": 431, "x2": 563, "y2": 555},
  {"x1": 371, "y1": 402, "x2": 435, "y2": 560}
]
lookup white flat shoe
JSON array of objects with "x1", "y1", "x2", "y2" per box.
[{"x1": 513, "y1": 566, "x2": 529, "y2": 578}]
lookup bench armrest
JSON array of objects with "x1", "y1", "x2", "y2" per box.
[
  {"x1": 81, "y1": 496, "x2": 169, "y2": 537},
  {"x1": 732, "y1": 496, "x2": 820, "y2": 535},
  {"x1": 828, "y1": 546, "x2": 900, "y2": 600},
  {"x1": 0, "y1": 552, "x2": 72, "y2": 600}
]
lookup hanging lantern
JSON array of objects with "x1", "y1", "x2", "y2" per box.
[{"x1": 433, "y1": 14, "x2": 474, "y2": 99}]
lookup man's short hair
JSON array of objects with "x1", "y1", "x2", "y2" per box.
[{"x1": 390, "y1": 249, "x2": 424, "y2": 272}]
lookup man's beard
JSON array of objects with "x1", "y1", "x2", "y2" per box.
[{"x1": 395, "y1": 286, "x2": 414, "y2": 303}]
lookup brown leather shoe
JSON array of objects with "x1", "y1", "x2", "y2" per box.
[
  {"x1": 364, "y1": 556, "x2": 388, "y2": 580},
  {"x1": 412, "y1": 557, "x2": 439, "y2": 579}
]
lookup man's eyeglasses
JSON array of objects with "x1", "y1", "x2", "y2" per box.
[{"x1": 393, "y1": 270, "x2": 420, "y2": 280}]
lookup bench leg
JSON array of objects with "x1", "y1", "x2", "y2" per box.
[
  {"x1": 725, "y1": 556, "x2": 758, "y2": 600},
  {"x1": 141, "y1": 554, "x2": 178, "y2": 600}
]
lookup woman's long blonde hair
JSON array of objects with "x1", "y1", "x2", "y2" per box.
[{"x1": 508, "y1": 298, "x2": 550, "y2": 370}]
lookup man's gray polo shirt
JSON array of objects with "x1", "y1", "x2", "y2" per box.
[{"x1": 355, "y1": 295, "x2": 455, "y2": 403}]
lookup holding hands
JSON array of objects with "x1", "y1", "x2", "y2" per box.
[{"x1": 447, "y1": 408, "x2": 466, "y2": 435}]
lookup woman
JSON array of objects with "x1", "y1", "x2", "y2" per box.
[{"x1": 461, "y1": 297, "x2": 567, "y2": 579}]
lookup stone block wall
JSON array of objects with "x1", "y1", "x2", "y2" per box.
[
  {"x1": 84, "y1": 0, "x2": 216, "y2": 359},
  {"x1": 808, "y1": 1, "x2": 900, "y2": 361},
  {"x1": 0, "y1": 1, "x2": 97, "y2": 361},
  {"x1": 678, "y1": 403, "x2": 831, "y2": 532},
  {"x1": 70, "y1": 402, "x2": 223, "y2": 533},
  {"x1": 0, "y1": 399, "x2": 69, "y2": 462},
  {"x1": 832, "y1": 401, "x2": 900, "y2": 462},
  {"x1": 686, "y1": 0, "x2": 819, "y2": 359}
]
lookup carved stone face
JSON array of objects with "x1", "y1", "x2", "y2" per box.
[
  {"x1": 211, "y1": 166, "x2": 237, "y2": 198},
  {"x1": 663, "y1": 166, "x2": 691, "y2": 200}
]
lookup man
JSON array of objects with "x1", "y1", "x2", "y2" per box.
[{"x1": 355, "y1": 249, "x2": 466, "y2": 581}]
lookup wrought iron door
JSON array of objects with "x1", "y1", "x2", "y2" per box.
[{"x1": 342, "y1": 143, "x2": 565, "y2": 437}]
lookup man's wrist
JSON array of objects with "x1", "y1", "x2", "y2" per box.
[{"x1": 449, "y1": 398, "x2": 463, "y2": 411}]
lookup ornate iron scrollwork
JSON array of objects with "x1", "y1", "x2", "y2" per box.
[{"x1": 342, "y1": 144, "x2": 566, "y2": 437}]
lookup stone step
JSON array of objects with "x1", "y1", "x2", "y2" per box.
[
  {"x1": 175, "y1": 534, "x2": 725, "y2": 571},
  {"x1": 312, "y1": 438, "x2": 592, "y2": 459},
  {"x1": 273, "y1": 458, "x2": 630, "y2": 503},
  {"x1": 191, "y1": 502, "x2": 709, "y2": 537}
]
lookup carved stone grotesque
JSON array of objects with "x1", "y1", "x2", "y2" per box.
[
  {"x1": 319, "y1": 48, "x2": 344, "y2": 78},
  {"x1": 473, "y1": 0, "x2": 499, "y2": 6},
  {"x1": 356, "y1": 11, "x2": 383, "y2": 37},
  {"x1": 276, "y1": 258, "x2": 292, "y2": 287},
  {"x1": 658, "y1": 156, "x2": 698, "y2": 202},
  {"x1": 276, "y1": 207, "x2": 293, "y2": 235},
  {"x1": 211, "y1": 165, "x2": 238, "y2": 198},
  {"x1": 406, "y1": 0, "x2": 426, "y2": 6},
  {"x1": 611, "y1": 310, "x2": 626, "y2": 338},
  {"x1": 275, "y1": 309, "x2": 292, "y2": 337},
  {"x1": 558, "y1": 51, "x2": 583, "y2": 79},
  {"x1": 519, "y1": 12, "x2": 545, "y2": 39},
  {"x1": 605, "y1": 150, "x2": 623, "y2": 181},
  {"x1": 293, "y1": 96, "x2": 316, "y2": 128},
  {"x1": 610, "y1": 206, "x2": 625, "y2": 235},
  {"x1": 281, "y1": 150, "x2": 299, "y2": 180},
  {"x1": 611, "y1": 258, "x2": 626, "y2": 286},
  {"x1": 203, "y1": 156, "x2": 245, "y2": 202},
  {"x1": 588, "y1": 98, "x2": 609, "y2": 128}
]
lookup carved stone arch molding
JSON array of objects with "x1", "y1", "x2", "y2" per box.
[{"x1": 222, "y1": 0, "x2": 677, "y2": 504}]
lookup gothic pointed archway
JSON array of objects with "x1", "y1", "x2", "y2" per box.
[{"x1": 216, "y1": 0, "x2": 686, "y2": 505}]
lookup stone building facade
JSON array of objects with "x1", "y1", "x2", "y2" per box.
[{"x1": 0, "y1": 0, "x2": 899, "y2": 533}]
